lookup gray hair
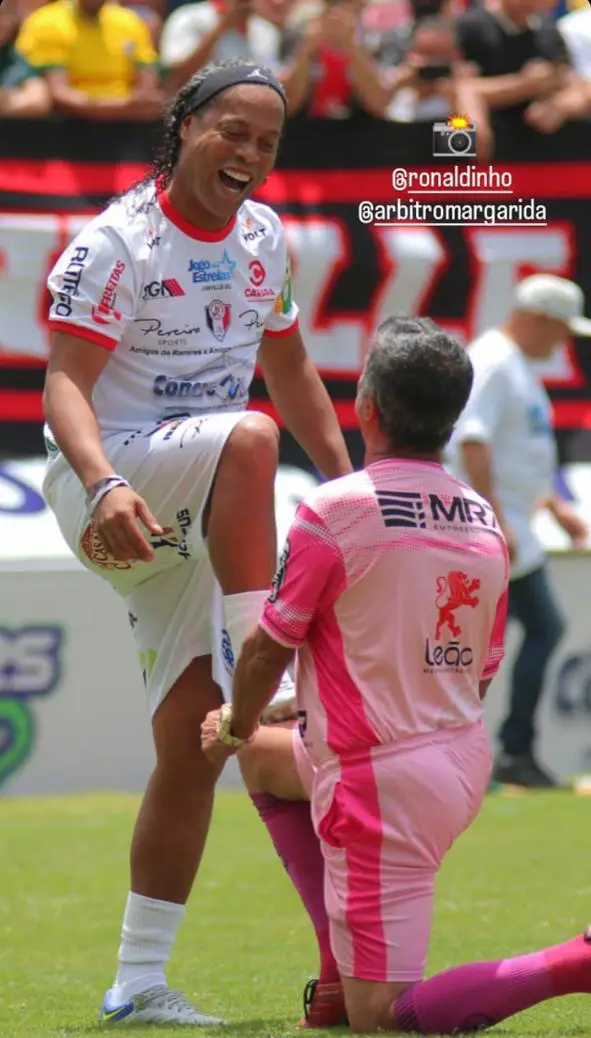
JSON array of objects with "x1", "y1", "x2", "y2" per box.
[{"x1": 360, "y1": 316, "x2": 473, "y2": 452}]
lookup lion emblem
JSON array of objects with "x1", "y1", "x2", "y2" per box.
[{"x1": 435, "y1": 571, "x2": 480, "y2": 640}]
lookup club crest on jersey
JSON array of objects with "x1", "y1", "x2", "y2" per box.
[
  {"x1": 424, "y1": 571, "x2": 480, "y2": 672},
  {"x1": 205, "y1": 299, "x2": 231, "y2": 342}
]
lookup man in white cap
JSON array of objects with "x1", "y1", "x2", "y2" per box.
[{"x1": 447, "y1": 274, "x2": 591, "y2": 788}]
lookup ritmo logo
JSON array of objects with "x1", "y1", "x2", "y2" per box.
[{"x1": 0, "y1": 626, "x2": 64, "y2": 787}]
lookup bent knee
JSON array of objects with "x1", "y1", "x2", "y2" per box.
[
  {"x1": 347, "y1": 1005, "x2": 387, "y2": 1032},
  {"x1": 227, "y1": 413, "x2": 279, "y2": 466},
  {"x1": 345, "y1": 980, "x2": 412, "y2": 1033}
]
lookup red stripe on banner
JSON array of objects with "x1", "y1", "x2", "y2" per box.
[
  {"x1": 0, "y1": 390, "x2": 587, "y2": 430},
  {"x1": 0, "y1": 160, "x2": 148, "y2": 197},
  {"x1": 248, "y1": 398, "x2": 358, "y2": 426},
  {"x1": 0, "y1": 390, "x2": 44, "y2": 420},
  {"x1": 0, "y1": 390, "x2": 359, "y2": 427},
  {"x1": 0, "y1": 351, "x2": 46, "y2": 368},
  {"x1": 258, "y1": 165, "x2": 591, "y2": 202},
  {"x1": 1, "y1": 162, "x2": 591, "y2": 201},
  {"x1": 553, "y1": 401, "x2": 591, "y2": 429}
]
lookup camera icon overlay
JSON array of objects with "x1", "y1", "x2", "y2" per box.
[{"x1": 432, "y1": 116, "x2": 476, "y2": 158}]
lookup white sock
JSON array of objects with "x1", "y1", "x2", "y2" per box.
[
  {"x1": 223, "y1": 590, "x2": 294, "y2": 702},
  {"x1": 110, "y1": 892, "x2": 185, "y2": 1002}
]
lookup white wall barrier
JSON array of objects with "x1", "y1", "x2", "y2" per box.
[
  {"x1": 2, "y1": 459, "x2": 591, "y2": 795},
  {"x1": 0, "y1": 459, "x2": 318, "y2": 796}
]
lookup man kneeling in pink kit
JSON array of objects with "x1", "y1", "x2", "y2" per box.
[{"x1": 202, "y1": 316, "x2": 591, "y2": 1033}]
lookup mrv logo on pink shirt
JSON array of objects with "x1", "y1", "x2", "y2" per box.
[{"x1": 377, "y1": 492, "x2": 498, "y2": 530}]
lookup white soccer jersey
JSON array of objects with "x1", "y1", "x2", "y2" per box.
[{"x1": 46, "y1": 181, "x2": 299, "y2": 436}]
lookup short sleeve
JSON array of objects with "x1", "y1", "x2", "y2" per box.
[
  {"x1": 455, "y1": 14, "x2": 488, "y2": 69},
  {"x1": 453, "y1": 359, "x2": 509, "y2": 444},
  {"x1": 264, "y1": 253, "x2": 299, "y2": 337},
  {"x1": 481, "y1": 588, "x2": 508, "y2": 681},
  {"x1": 541, "y1": 24, "x2": 570, "y2": 63},
  {"x1": 260, "y1": 502, "x2": 346, "y2": 648},
  {"x1": 160, "y1": 7, "x2": 211, "y2": 68},
  {"x1": 47, "y1": 225, "x2": 138, "y2": 350},
  {"x1": 0, "y1": 50, "x2": 37, "y2": 87},
  {"x1": 130, "y1": 14, "x2": 158, "y2": 65},
  {"x1": 278, "y1": 27, "x2": 299, "y2": 63},
  {"x1": 15, "y1": 12, "x2": 70, "y2": 70}
]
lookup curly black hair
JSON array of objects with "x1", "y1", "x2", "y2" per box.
[
  {"x1": 360, "y1": 316, "x2": 473, "y2": 452},
  {"x1": 142, "y1": 57, "x2": 286, "y2": 193}
]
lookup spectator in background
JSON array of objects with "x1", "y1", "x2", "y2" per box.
[
  {"x1": 0, "y1": 0, "x2": 50, "y2": 116},
  {"x1": 455, "y1": 0, "x2": 576, "y2": 152},
  {"x1": 446, "y1": 275, "x2": 591, "y2": 789},
  {"x1": 526, "y1": 5, "x2": 591, "y2": 131},
  {"x1": 160, "y1": 0, "x2": 286, "y2": 94},
  {"x1": 118, "y1": 0, "x2": 164, "y2": 48},
  {"x1": 383, "y1": 16, "x2": 464, "y2": 123},
  {"x1": 279, "y1": 0, "x2": 394, "y2": 119},
  {"x1": 377, "y1": 0, "x2": 457, "y2": 70},
  {"x1": 15, "y1": 0, "x2": 164, "y2": 120},
  {"x1": 551, "y1": 0, "x2": 587, "y2": 17}
]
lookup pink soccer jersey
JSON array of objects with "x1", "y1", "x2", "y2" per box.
[{"x1": 261, "y1": 458, "x2": 509, "y2": 768}]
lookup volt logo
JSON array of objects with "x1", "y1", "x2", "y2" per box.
[{"x1": 0, "y1": 626, "x2": 64, "y2": 787}]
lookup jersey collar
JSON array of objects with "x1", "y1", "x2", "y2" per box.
[{"x1": 158, "y1": 188, "x2": 237, "y2": 242}]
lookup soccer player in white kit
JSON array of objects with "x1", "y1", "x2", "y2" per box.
[
  {"x1": 202, "y1": 317, "x2": 591, "y2": 1032},
  {"x1": 42, "y1": 58, "x2": 352, "y2": 1025}
]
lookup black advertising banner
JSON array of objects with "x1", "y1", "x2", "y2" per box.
[{"x1": 1, "y1": 116, "x2": 591, "y2": 467}]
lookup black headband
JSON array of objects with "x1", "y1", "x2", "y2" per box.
[{"x1": 181, "y1": 64, "x2": 286, "y2": 119}]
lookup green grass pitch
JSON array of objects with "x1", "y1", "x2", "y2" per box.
[{"x1": 0, "y1": 790, "x2": 590, "y2": 1037}]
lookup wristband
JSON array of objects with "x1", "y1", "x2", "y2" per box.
[{"x1": 86, "y1": 475, "x2": 131, "y2": 518}]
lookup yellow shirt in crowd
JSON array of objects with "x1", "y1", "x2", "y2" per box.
[{"x1": 16, "y1": 0, "x2": 157, "y2": 99}]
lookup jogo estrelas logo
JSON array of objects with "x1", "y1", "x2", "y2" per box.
[{"x1": 0, "y1": 626, "x2": 63, "y2": 787}]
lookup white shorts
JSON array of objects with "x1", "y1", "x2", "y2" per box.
[{"x1": 44, "y1": 412, "x2": 249, "y2": 717}]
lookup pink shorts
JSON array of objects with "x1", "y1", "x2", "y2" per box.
[{"x1": 294, "y1": 721, "x2": 491, "y2": 983}]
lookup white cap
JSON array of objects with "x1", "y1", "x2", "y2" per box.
[{"x1": 514, "y1": 274, "x2": 591, "y2": 337}]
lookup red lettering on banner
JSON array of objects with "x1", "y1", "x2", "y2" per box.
[
  {"x1": 465, "y1": 222, "x2": 583, "y2": 389},
  {"x1": 0, "y1": 211, "x2": 585, "y2": 401},
  {"x1": 370, "y1": 226, "x2": 451, "y2": 348},
  {"x1": 0, "y1": 212, "x2": 94, "y2": 356},
  {"x1": 283, "y1": 215, "x2": 365, "y2": 370}
]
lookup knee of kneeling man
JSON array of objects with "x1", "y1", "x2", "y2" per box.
[
  {"x1": 348, "y1": 1006, "x2": 384, "y2": 1032},
  {"x1": 236, "y1": 739, "x2": 264, "y2": 791}
]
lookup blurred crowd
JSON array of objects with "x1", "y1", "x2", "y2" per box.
[{"x1": 1, "y1": 0, "x2": 590, "y2": 153}]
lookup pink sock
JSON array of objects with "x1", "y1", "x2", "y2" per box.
[
  {"x1": 250, "y1": 793, "x2": 339, "y2": 983},
  {"x1": 393, "y1": 934, "x2": 591, "y2": 1033}
]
